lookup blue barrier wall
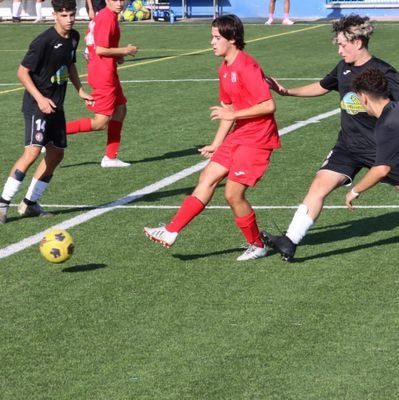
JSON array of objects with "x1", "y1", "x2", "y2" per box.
[{"x1": 171, "y1": 0, "x2": 399, "y2": 19}]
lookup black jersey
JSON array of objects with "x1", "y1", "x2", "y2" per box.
[
  {"x1": 320, "y1": 57, "x2": 399, "y2": 159},
  {"x1": 374, "y1": 101, "x2": 399, "y2": 171},
  {"x1": 21, "y1": 27, "x2": 80, "y2": 114}
]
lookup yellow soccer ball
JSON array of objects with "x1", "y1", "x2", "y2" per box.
[
  {"x1": 135, "y1": 8, "x2": 150, "y2": 20},
  {"x1": 40, "y1": 229, "x2": 74, "y2": 263},
  {"x1": 122, "y1": 9, "x2": 135, "y2": 22}
]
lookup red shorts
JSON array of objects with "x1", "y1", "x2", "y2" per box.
[
  {"x1": 211, "y1": 139, "x2": 272, "y2": 187},
  {"x1": 87, "y1": 79, "x2": 127, "y2": 116}
]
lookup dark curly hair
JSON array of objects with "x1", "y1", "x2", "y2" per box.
[{"x1": 351, "y1": 69, "x2": 389, "y2": 99}]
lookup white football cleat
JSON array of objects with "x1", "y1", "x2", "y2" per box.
[
  {"x1": 101, "y1": 156, "x2": 131, "y2": 168},
  {"x1": 282, "y1": 18, "x2": 294, "y2": 25},
  {"x1": 144, "y1": 226, "x2": 178, "y2": 248},
  {"x1": 237, "y1": 244, "x2": 267, "y2": 261},
  {"x1": 265, "y1": 18, "x2": 273, "y2": 25}
]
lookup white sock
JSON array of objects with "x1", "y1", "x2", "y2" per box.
[
  {"x1": 1, "y1": 176, "x2": 23, "y2": 202},
  {"x1": 25, "y1": 178, "x2": 49, "y2": 203},
  {"x1": 286, "y1": 204, "x2": 314, "y2": 245},
  {"x1": 12, "y1": 1, "x2": 22, "y2": 17},
  {"x1": 35, "y1": 2, "x2": 42, "y2": 19}
]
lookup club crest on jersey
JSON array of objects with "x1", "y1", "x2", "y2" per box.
[
  {"x1": 35, "y1": 132, "x2": 44, "y2": 143},
  {"x1": 340, "y1": 91, "x2": 365, "y2": 115},
  {"x1": 231, "y1": 72, "x2": 237, "y2": 83}
]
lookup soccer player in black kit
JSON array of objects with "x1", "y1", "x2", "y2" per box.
[
  {"x1": 0, "y1": 0, "x2": 92, "y2": 224},
  {"x1": 262, "y1": 15, "x2": 399, "y2": 260},
  {"x1": 346, "y1": 69, "x2": 399, "y2": 208}
]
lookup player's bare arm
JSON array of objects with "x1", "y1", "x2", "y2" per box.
[
  {"x1": 199, "y1": 118, "x2": 234, "y2": 159},
  {"x1": 95, "y1": 44, "x2": 138, "y2": 58},
  {"x1": 68, "y1": 64, "x2": 93, "y2": 103},
  {"x1": 211, "y1": 99, "x2": 276, "y2": 121},
  {"x1": 267, "y1": 78, "x2": 329, "y2": 97},
  {"x1": 17, "y1": 65, "x2": 56, "y2": 114},
  {"x1": 86, "y1": 0, "x2": 95, "y2": 19},
  {"x1": 346, "y1": 165, "x2": 392, "y2": 208}
]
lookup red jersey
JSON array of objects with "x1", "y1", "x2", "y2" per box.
[
  {"x1": 85, "y1": 6, "x2": 120, "y2": 87},
  {"x1": 218, "y1": 51, "x2": 280, "y2": 149}
]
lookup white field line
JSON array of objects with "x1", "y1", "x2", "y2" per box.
[{"x1": 1, "y1": 108, "x2": 341, "y2": 261}]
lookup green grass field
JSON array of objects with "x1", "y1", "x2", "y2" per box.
[{"x1": 1, "y1": 20, "x2": 399, "y2": 399}]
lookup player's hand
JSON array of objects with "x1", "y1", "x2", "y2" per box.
[
  {"x1": 210, "y1": 106, "x2": 235, "y2": 121},
  {"x1": 78, "y1": 88, "x2": 94, "y2": 106},
  {"x1": 125, "y1": 44, "x2": 138, "y2": 57},
  {"x1": 198, "y1": 144, "x2": 217, "y2": 159},
  {"x1": 38, "y1": 97, "x2": 56, "y2": 114},
  {"x1": 266, "y1": 76, "x2": 289, "y2": 96},
  {"x1": 345, "y1": 191, "x2": 358, "y2": 209}
]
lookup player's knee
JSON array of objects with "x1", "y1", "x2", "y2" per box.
[{"x1": 224, "y1": 190, "x2": 243, "y2": 207}]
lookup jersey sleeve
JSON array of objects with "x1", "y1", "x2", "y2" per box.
[
  {"x1": 374, "y1": 120, "x2": 399, "y2": 167},
  {"x1": 93, "y1": 14, "x2": 113, "y2": 48},
  {"x1": 386, "y1": 69, "x2": 399, "y2": 101},
  {"x1": 241, "y1": 62, "x2": 272, "y2": 104},
  {"x1": 20, "y1": 36, "x2": 45, "y2": 73},
  {"x1": 71, "y1": 31, "x2": 80, "y2": 64},
  {"x1": 320, "y1": 64, "x2": 339, "y2": 91}
]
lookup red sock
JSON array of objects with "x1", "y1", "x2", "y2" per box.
[
  {"x1": 234, "y1": 210, "x2": 264, "y2": 247},
  {"x1": 106, "y1": 120, "x2": 123, "y2": 159},
  {"x1": 66, "y1": 118, "x2": 92, "y2": 135},
  {"x1": 166, "y1": 195, "x2": 205, "y2": 233}
]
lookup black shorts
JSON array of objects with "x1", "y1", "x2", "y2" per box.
[
  {"x1": 319, "y1": 145, "x2": 399, "y2": 186},
  {"x1": 24, "y1": 109, "x2": 67, "y2": 149}
]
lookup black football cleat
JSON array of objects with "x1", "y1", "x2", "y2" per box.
[{"x1": 261, "y1": 231, "x2": 297, "y2": 261}]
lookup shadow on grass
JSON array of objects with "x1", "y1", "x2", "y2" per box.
[
  {"x1": 307, "y1": 211, "x2": 399, "y2": 244},
  {"x1": 60, "y1": 146, "x2": 203, "y2": 169},
  {"x1": 134, "y1": 147, "x2": 203, "y2": 164},
  {"x1": 286, "y1": 211, "x2": 399, "y2": 263},
  {"x1": 296, "y1": 236, "x2": 399, "y2": 263},
  {"x1": 62, "y1": 263, "x2": 107, "y2": 273},
  {"x1": 173, "y1": 247, "x2": 242, "y2": 260}
]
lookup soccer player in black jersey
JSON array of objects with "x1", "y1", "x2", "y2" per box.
[
  {"x1": 0, "y1": 0, "x2": 92, "y2": 224},
  {"x1": 346, "y1": 69, "x2": 399, "y2": 208},
  {"x1": 262, "y1": 15, "x2": 399, "y2": 261}
]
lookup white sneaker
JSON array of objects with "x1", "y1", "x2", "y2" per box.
[
  {"x1": 265, "y1": 18, "x2": 273, "y2": 25},
  {"x1": 101, "y1": 156, "x2": 131, "y2": 168},
  {"x1": 237, "y1": 244, "x2": 267, "y2": 261},
  {"x1": 282, "y1": 18, "x2": 294, "y2": 25},
  {"x1": 0, "y1": 203, "x2": 9, "y2": 224},
  {"x1": 17, "y1": 201, "x2": 51, "y2": 218},
  {"x1": 144, "y1": 225, "x2": 178, "y2": 248},
  {"x1": 33, "y1": 17, "x2": 45, "y2": 23}
]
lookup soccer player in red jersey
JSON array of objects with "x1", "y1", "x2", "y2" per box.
[
  {"x1": 144, "y1": 14, "x2": 281, "y2": 261},
  {"x1": 66, "y1": 0, "x2": 138, "y2": 168}
]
